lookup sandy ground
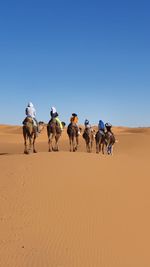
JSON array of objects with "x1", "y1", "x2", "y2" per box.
[{"x1": 0, "y1": 124, "x2": 150, "y2": 267}]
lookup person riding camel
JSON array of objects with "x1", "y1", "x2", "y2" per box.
[
  {"x1": 70, "y1": 113, "x2": 80, "y2": 135},
  {"x1": 50, "y1": 106, "x2": 58, "y2": 119},
  {"x1": 84, "y1": 119, "x2": 91, "y2": 129},
  {"x1": 23, "y1": 102, "x2": 39, "y2": 134},
  {"x1": 83, "y1": 119, "x2": 91, "y2": 140},
  {"x1": 98, "y1": 120, "x2": 105, "y2": 135},
  {"x1": 105, "y1": 122, "x2": 115, "y2": 154},
  {"x1": 50, "y1": 106, "x2": 63, "y2": 130},
  {"x1": 105, "y1": 122, "x2": 114, "y2": 137},
  {"x1": 70, "y1": 113, "x2": 78, "y2": 124},
  {"x1": 83, "y1": 118, "x2": 95, "y2": 136}
]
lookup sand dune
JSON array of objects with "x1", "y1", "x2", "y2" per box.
[{"x1": 0, "y1": 124, "x2": 150, "y2": 267}]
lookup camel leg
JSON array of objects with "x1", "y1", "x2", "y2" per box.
[
  {"x1": 70, "y1": 136, "x2": 75, "y2": 152},
  {"x1": 48, "y1": 138, "x2": 51, "y2": 152},
  {"x1": 99, "y1": 143, "x2": 101, "y2": 153},
  {"x1": 49, "y1": 133, "x2": 54, "y2": 152},
  {"x1": 48, "y1": 133, "x2": 53, "y2": 152},
  {"x1": 51, "y1": 133, "x2": 56, "y2": 151},
  {"x1": 102, "y1": 143, "x2": 105, "y2": 154},
  {"x1": 96, "y1": 136, "x2": 102, "y2": 154},
  {"x1": 86, "y1": 142, "x2": 89, "y2": 153},
  {"x1": 55, "y1": 142, "x2": 59, "y2": 151},
  {"x1": 96, "y1": 142, "x2": 99, "y2": 154},
  {"x1": 75, "y1": 136, "x2": 79, "y2": 150},
  {"x1": 69, "y1": 137, "x2": 72, "y2": 152},
  {"x1": 88, "y1": 142, "x2": 91, "y2": 153},
  {"x1": 108, "y1": 145, "x2": 112, "y2": 155},
  {"x1": 24, "y1": 137, "x2": 29, "y2": 154},
  {"x1": 23, "y1": 129, "x2": 29, "y2": 154},
  {"x1": 90, "y1": 141, "x2": 93, "y2": 153},
  {"x1": 89, "y1": 138, "x2": 93, "y2": 153},
  {"x1": 85, "y1": 142, "x2": 88, "y2": 152},
  {"x1": 33, "y1": 135, "x2": 37, "y2": 153},
  {"x1": 56, "y1": 137, "x2": 60, "y2": 152},
  {"x1": 85, "y1": 138, "x2": 89, "y2": 153},
  {"x1": 56, "y1": 134, "x2": 61, "y2": 151},
  {"x1": 28, "y1": 136, "x2": 32, "y2": 152},
  {"x1": 73, "y1": 137, "x2": 76, "y2": 152},
  {"x1": 111, "y1": 145, "x2": 113, "y2": 155},
  {"x1": 54, "y1": 135, "x2": 59, "y2": 151},
  {"x1": 50, "y1": 137, "x2": 53, "y2": 151},
  {"x1": 107, "y1": 144, "x2": 112, "y2": 155},
  {"x1": 49, "y1": 137, "x2": 53, "y2": 152},
  {"x1": 87, "y1": 142, "x2": 90, "y2": 153},
  {"x1": 56, "y1": 141, "x2": 59, "y2": 151}
]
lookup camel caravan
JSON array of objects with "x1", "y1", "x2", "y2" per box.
[{"x1": 22, "y1": 103, "x2": 116, "y2": 155}]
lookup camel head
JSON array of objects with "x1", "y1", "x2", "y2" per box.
[
  {"x1": 38, "y1": 121, "x2": 45, "y2": 133},
  {"x1": 61, "y1": 122, "x2": 66, "y2": 129}
]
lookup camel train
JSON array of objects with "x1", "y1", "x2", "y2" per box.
[
  {"x1": 22, "y1": 103, "x2": 115, "y2": 155},
  {"x1": 23, "y1": 117, "x2": 115, "y2": 155}
]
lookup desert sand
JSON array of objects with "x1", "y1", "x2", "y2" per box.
[{"x1": 0, "y1": 124, "x2": 150, "y2": 267}]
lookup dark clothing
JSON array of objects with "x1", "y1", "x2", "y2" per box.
[
  {"x1": 105, "y1": 126, "x2": 115, "y2": 140},
  {"x1": 50, "y1": 111, "x2": 59, "y2": 119},
  {"x1": 105, "y1": 125, "x2": 112, "y2": 132}
]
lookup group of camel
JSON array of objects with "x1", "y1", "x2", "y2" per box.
[{"x1": 23, "y1": 118, "x2": 115, "y2": 155}]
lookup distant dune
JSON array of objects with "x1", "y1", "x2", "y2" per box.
[{"x1": 0, "y1": 124, "x2": 150, "y2": 267}]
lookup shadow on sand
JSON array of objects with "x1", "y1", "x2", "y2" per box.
[{"x1": 0, "y1": 153, "x2": 10, "y2": 156}]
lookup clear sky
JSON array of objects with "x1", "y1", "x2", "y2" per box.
[{"x1": 0, "y1": 0, "x2": 150, "y2": 126}]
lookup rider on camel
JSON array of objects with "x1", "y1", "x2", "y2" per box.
[
  {"x1": 84, "y1": 119, "x2": 91, "y2": 129},
  {"x1": 105, "y1": 122, "x2": 115, "y2": 154},
  {"x1": 98, "y1": 120, "x2": 105, "y2": 136},
  {"x1": 23, "y1": 102, "x2": 39, "y2": 133},
  {"x1": 105, "y1": 122, "x2": 114, "y2": 137},
  {"x1": 70, "y1": 113, "x2": 80, "y2": 135},
  {"x1": 50, "y1": 106, "x2": 63, "y2": 130}
]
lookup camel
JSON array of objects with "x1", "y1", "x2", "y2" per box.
[
  {"x1": 82, "y1": 127, "x2": 95, "y2": 153},
  {"x1": 95, "y1": 130, "x2": 106, "y2": 154},
  {"x1": 47, "y1": 119, "x2": 65, "y2": 152},
  {"x1": 95, "y1": 130, "x2": 115, "y2": 155},
  {"x1": 67, "y1": 123, "x2": 82, "y2": 152},
  {"x1": 105, "y1": 131, "x2": 116, "y2": 155},
  {"x1": 23, "y1": 119, "x2": 44, "y2": 154}
]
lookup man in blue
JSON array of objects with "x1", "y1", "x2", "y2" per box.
[{"x1": 98, "y1": 120, "x2": 105, "y2": 135}]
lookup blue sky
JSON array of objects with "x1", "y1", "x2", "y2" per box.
[{"x1": 0, "y1": 0, "x2": 150, "y2": 126}]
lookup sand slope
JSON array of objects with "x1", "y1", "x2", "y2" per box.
[{"x1": 0, "y1": 125, "x2": 150, "y2": 267}]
